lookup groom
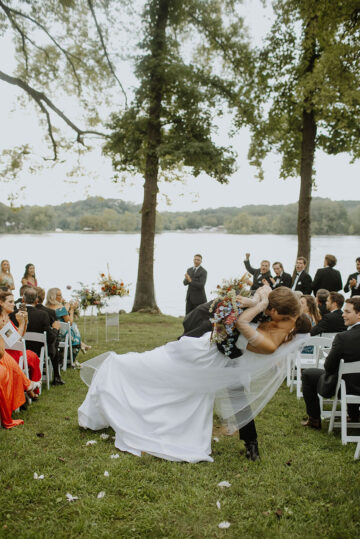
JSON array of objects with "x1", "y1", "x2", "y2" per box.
[{"x1": 180, "y1": 300, "x2": 261, "y2": 462}]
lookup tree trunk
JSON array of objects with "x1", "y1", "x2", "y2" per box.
[
  {"x1": 132, "y1": 0, "x2": 169, "y2": 312},
  {"x1": 297, "y1": 107, "x2": 316, "y2": 269}
]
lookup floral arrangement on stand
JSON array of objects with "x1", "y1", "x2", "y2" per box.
[
  {"x1": 73, "y1": 283, "x2": 107, "y2": 313},
  {"x1": 209, "y1": 273, "x2": 251, "y2": 357},
  {"x1": 99, "y1": 272, "x2": 130, "y2": 298}
]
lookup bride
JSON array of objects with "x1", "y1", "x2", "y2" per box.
[{"x1": 78, "y1": 286, "x2": 310, "y2": 463}]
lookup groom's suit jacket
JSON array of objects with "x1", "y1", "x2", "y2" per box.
[
  {"x1": 244, "y1": 260, "x2": 272, "y2": 291},
  {"x1": 183, "y1": 266, "x2": 207, "y2": 306}
]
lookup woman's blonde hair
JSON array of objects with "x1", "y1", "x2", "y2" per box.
[
  {"x1": 46, "y1": 288, "x2": 60, "y2": 307},
  {"x1": 0, "y1": 260, "x2": 10, "y2": 273}
]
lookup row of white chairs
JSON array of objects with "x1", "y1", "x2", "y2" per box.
[{"x1": 287, "y1": 332, "x2": 360, "y2": 460}]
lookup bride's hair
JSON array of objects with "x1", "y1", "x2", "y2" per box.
[
  {"x1": 294, "y1": 313, "x2": 312, "y2": 334},
  {"x1": 268, "y1": 287, "x2": 300, "y2": 318}
]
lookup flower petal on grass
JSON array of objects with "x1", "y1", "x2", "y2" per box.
[
  {"x1": 213, "y1": 437, "x2": 220, "y2": 442},
  {"x1": 33, "y1": 472, "x2": 44, "y2": 480},
  {"x1": 86, "y1": 440, "x2": 97, "y2": 446},
  {"x1": 97, "y1": 491, "x2": 106, "y2": 499},
  {"x1": 66, "y1": 493, "x2": 79, "y2": 502},
  {"x1": 218, "y1": 521, "x2": 230, "y2": 529},
  {"x1": 216, "y1": 500, "x2": 221, "y2": 510},
  {"x1": 110, "y1": 454, "x2": 120, "y2": 459},
  {"x1": 217, "y1": 481, "x2": 231, "y2": 488},
  {"x1": 100, "y1": 434, "x2": 110, "y2": 440},
  {"x1": 104, "y1": 471, "x2": 110, "y2": 477}
]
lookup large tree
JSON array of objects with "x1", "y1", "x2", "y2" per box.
[
  {"x1": 247, "y1": 0, "x2": 360, "y2": 267},
  {"x1": 103, "y1": 0, "x2": 252, "y2": 311}
]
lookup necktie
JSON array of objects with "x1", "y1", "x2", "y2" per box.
[{"x1": 292, "y1": 273, "x2": 300, "y2": 290}]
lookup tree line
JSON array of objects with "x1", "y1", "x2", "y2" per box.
[{"x1": 1, "y1": 197, "x2": 359, "y2": 236}]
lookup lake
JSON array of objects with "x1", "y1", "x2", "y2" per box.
[{"x1": 0, "y1": 232, "x2": 358, "y2": 316}]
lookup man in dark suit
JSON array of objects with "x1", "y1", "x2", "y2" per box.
[
  {"x1": 244, "y1": 253, "x2": 272, "y2": 291},
  {"x1": 183, "y1": 254, "x2": 207, "y2": 315},
  {"x1": 312, "y1": 254, "x2": 343, "y2": 295},
  {"x1": 301, "y1": 297, "x2": 360, "y2": 428},
  {"x1": 344, "y1": 257, "x2": 360, "y2": 297},
  {"x1": 291, "y1": 256, "x2": 312, "y2": 295},
  {"x1": 270, "y1": 261, "x2": 292, "y2": 289},
  {"x1": 310, "y1": 292, "x2": 346, "y2": 336},
  {"x1": 21, "y1": 288, "x2": 64, "y2": 385}
]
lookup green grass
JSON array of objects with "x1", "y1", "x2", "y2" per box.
[{"x1": 1, "y1": 313, "x2": 359, "y2": 538}]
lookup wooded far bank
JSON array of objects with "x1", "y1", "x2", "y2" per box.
[{"x1": 1, "y1": 197, "x2": 360, "y2": 236}]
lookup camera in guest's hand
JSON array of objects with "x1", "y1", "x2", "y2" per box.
[{"x1": 19, "y1": 302, "x2": 27, "y2": 312}]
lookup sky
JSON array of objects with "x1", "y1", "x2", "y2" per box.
[{"x1": 0, "y1": 0, "x2": 359, "y2": 212}]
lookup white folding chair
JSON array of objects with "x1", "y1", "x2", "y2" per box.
[
  {"x1": 292, "y1": 336, "x2": 333, "y2": 398},
  {"x1": 319, "y1": 332, "x2": 337, "y2": 340},
  {"x1": 6, "y1": 339, "x2": 30, "y2": 379},
  {"x1": 24, "y1": 331, "x2": 50, "y2": 391},
  {"x1": 355, "y1": 442, "x2": 360, "y2": 460},
  {"x1": 328, "y1": 359, "x2": 360, "y2": 446},
  {"x1": 58, "y1": 321, "x2": 74, "y2": 371}
]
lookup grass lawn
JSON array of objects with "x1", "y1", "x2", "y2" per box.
[{"x1": 1, "y1": 313, "x2": 359, "y2": 538}]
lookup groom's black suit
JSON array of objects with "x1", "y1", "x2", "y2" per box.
[
  {"x1": 183, "y1": 266, "x2": 207, "y2": 314},
  {"x1": 181, "y1": 301, "x2": 258, "y2": 444}
]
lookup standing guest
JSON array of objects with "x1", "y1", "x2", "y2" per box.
[
  {"x1": 291, "y1": 257, "x2": 312, "y2": 295},
  {"x1": 269, "y1": 262, "x2": 292, "y2": 289},
  {"x1": 21, "y1": 263, "x2": 38, "y2": 289},
  {"x1": 315, "y1": 289, "x2": 330, "y2": 318},
  {"x1": 0, "y1": 290, "x2": 42, "y2": 394},
  {"x1": 344, "y1": 257, "x2": 360, "y2": 297},
  {"x1": 0, "y1": 260, "x2": 15, "y2": 291},
  {"x1": 244, "y1": 253, "x2": 272, "y2": 291},
  {"x1": 312, "y1": 254, "x2": 343, "y2": 295},
  {"x1": 300, "y1": 295, "x2": 321, "y2": 327},
  {"x1": 310, "y1": 292, "x2": 347, "y2": 336},
  {"x1": 301, "y1": 297, "x2": 360, "y2": 429},
  {"x1": 183, "y1": 254, "x2": 207, "y2": 315}
]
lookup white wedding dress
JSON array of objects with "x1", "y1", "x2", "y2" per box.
[{"x1": 78, "y1": 332, "x2": 305, "y2": 463}]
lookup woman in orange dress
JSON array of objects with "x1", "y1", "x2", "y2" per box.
[{"x1": 0, "y1": 306, "x2": 40, "y2": 428}]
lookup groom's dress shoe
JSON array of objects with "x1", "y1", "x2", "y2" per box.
[
  {"x1": 244, "y1": 440, "x2": 260, "y2": 462},
  {"x1": 301, "y1": 417, "x2": 321, "y2": 429}
]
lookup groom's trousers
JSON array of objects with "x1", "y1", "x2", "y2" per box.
[{"x1": 239, "y1": 420, "x2": 257, "y2": 442}]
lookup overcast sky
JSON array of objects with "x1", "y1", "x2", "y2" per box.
[{"x1": 0, "y1": 0, "x2": 358, "y2": 211}]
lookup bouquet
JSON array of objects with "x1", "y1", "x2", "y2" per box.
[
  {"x1": 210, "y1": 274, "x2": 251, "y2": 357},
  {"x1": 99, "y1": 272, "x2": 129, "y2": 298},
  {"x1": 73, "y1": 283, "x2": 107, "y2": 312}
]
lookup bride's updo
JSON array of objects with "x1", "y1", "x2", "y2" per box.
[{"x1": 267, "y1": 287, "x2": 300, "y2": 318}]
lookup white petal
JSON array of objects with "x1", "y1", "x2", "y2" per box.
[
  {"x1": 39, "y1": 474, "x2": 44, "y2": 480},
  {"x1": 33, "y1": 472, "x2": 38, "y2": 480},
  {"x1": 216, "y1": 500, "x2": 221, "y2": 509},
  {"x1": 66, "y1": 493, "x2": 79, "y2": 502},
  {"x1": 100, "y1": 434, "x2": 110, "y2": 440},
  {"x1": 86, "y1": 440, "x2": 97, "y2": 446},
  {"x1": 110, "y1": 454, "x2": 120, "y2": 459},
  {"x1": 218, "y1": 521, "x2": 231, "y2": 529},
  {"x1": 217, "y1": 481, "x2": 231, "y2": 488},
  {"x1": 213, "y1": 437, "x2": 220, "y2": 442},
  {"x1": 104, "y1": 471, "x2": 110, "y2": 477},
  {"x1": 97, "y1": 491, "x2": 106, "y2": 499}
]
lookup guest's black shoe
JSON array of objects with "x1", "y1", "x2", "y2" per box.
[
  {"x1": 301, "y1": 417, "x2": 321, "y2": 429},
  {"x1": 244, "y1": 440, "x2": 260, "y2": 462},
  {"x1": 52, "y1": 376, "x2": 65, "y2": 386}
]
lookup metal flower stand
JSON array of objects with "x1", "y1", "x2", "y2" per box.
[
  {"x1": 81, "y1": 307, "x2": 99, "y2": 344},
  {"x1": 105, "y1": 312, "x2": 120, "y2": 342}
]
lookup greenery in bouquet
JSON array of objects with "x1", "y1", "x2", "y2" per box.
[
  {"x1": 99, "y1": 273, "x2": 130, "y2": 298},
  {"x1": 73, "y1": 283, "x2": 107, "y2": 312},
  {"x1": 209, "y1": 274, "x2": 251, "y2": 356}
]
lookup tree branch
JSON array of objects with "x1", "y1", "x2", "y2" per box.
[
  {"x1": 0, "y1": 70, "x2": 109, "y2": 160},
  {"x1": 87, "y1": 0, "x2": 128, "y2": 107}
]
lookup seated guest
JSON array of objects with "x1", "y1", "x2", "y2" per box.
[
  {"x1": 21, "y1": 263, "x2": 38, "y2": 289},
  {"x1": 0, "y1": 290, "x2": 42, "y2": 395},
  {"x1": 312, "y1": 254, "x2": 343, "y2": 295},
  {"x1": 244, "y1": 253, "x2": 272, "y2": 291},
  {"x1": 310, "y1": 292, "x2": 347, "y2": 336},
  {"x1": 344, "y1": 257, "x2": 360, "y2": 297},
  {"x1": 0, "y1": 310, "x2": 41, "y2": 428},
  {"x1": 300, "y1": 295, "x2": 321, "y2": 327},
  {"x1": 269, "y1": 261, "x2": 292, "y2": 289},
  {"x1": 315, "y1": 289, "x2": 330, "y2": 318},
  {"x1": 291, "y1": 257, "x2": 312, "y2": 295},
  {"x1": 14, "y1": 285, "x2": 30, "y2": 309},
  {"x1": 0, "y1": 260, "x2": 15, "y2": 291},
  {"x1": 46, "y1": 288, "x2": 90, "y2": 359},
  {"x1": 301, "y1": 297, "x2": 360, "y2": 429},
  {"x1": 24, "y1": 287, "x2": 64, "y2": 386}
]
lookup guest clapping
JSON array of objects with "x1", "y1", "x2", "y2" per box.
[
  {"x1": 21, "y1": 263, "x2": 38, "y2": 289},
  {"x1": 0, "y1": 260, "x2": 15, "y2": 291}
]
